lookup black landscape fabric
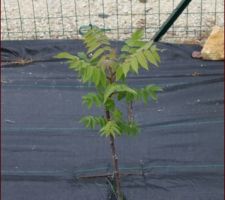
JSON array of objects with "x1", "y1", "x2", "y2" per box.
[{"x1": 2, "y1": 40, "x2": 224, "y2": 200}]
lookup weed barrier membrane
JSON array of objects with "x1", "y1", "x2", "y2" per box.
[{"x1": 2, "y1": 40, "x2": 224, "y2": 200}]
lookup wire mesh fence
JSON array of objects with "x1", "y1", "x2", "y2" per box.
[{"x1": 1, "y1": 0, "x2": 224, "y2": 41}]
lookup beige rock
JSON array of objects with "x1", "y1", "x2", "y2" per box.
[{"x1": 201, "y1": 26, "x2": 224, "y2": 60}]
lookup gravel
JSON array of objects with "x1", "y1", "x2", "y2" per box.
[{"x1": 1, "y1": 0, "x2": 224, "y2": 41}]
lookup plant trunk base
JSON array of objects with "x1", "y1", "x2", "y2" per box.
[{"x1": 107, "y1": 177, "x2": 126, "y2": 200}]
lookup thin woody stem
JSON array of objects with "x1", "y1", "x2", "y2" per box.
[
  {"x1": 109, "y1": 135, "x2": 121, "y2": 198},
  {"x1": 105, "y1": 109, "x2": 122, "y2": 199},
  {"x1": 127, "y1": 101, "x2": 134, "y2": 122},
  {"x1": 104, "y1": 51, "x2": 123, "y2": 199}
]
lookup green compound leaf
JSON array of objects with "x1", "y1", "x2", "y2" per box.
[
  {"x1": 112, "y1": 108, "x2": 123, "y2": 121},
  {"x1": 122, "y1": 62, "x2": 130, "y2": 76},
  {"x1": 100, "y1": 121, "x2": 121, "y2": 137},
  {"x1": 136, "y1": 51, "x2": 148, "y2": 70},
  {"x1": 115, "y1": 66, "x2": 124, "y2": 81},
  {"x1": 125, "y1": 40, "x2": 145, "y2": 47},
  {"x1": 151, "y1": 45, "x2": 161, "y2": 62},
  {"x1": 146, "y1": 85, "x2": 163, "y2": 101},
  {"x1": 104, "y1": 99, "x2": 115, "y2": 111},
  {"x1": 131, "y1": 29, "x2": 144, "y2": 40},
  {"x1": 103, "y1": 83, "x2": 137, "y2": 104},
  {"x1": 80, "y1": 116, "x2": 106, "y2": 129},
  {"x1": 77, "y1": 52, "x2": 89, "y2": 61},
  {"x1": 117, "y1": 92, "x2": 126, "y2": 101},
  {"x1": 91, "y1": 48, "x2": 105, "y2": 60},
  {"x1": 130, "y1": 56, "x2": 139, "y2": 74},
  {"x1": 83, "y1": 27, "x2": 111, "y2": 55},
  {"x1": 54, "y1": 52, "x2": 78, "y2": 60},
  {"x1": 121, "y1": 45, "x2": 130, "y2": 52},
  {"x1": 135, "y1": 85, "x2": 163, "y2": 103},
  {"x1": 86, "y1": 66, "x2": 94, "y2": 81},
  {"x1": 82, "y1": 92, "x2": 103, "y2": 109},
  {"x1": 144, "y1": 49, "x2": 158, "y2": 67},
  {"x1": 117, "y1": 121, "x2": 140, "y2": 136},
  {"x1": 100, "y1": 69, "x2": 107, "y2": 87},
  {"x1": 92, "y1": 68, "x2": 101, "y2": 86}
]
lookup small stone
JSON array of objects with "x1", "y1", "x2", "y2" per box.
[
  {"x1": 5, "y1": 119, "x2": 15, "y2": 124},
  {"x1": 201, "y1": 26, "x2": 224, "y2": 60},
  {"x1": 192, "y1": 51, "x2": 202, "y2": 59},
  {"x1": 192, "y1": 71, "x2": 201, "y2": 76}
]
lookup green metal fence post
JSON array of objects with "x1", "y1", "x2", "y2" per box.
[{"x1": 152, "y1": 0, "x2": 192, "y2": 42}]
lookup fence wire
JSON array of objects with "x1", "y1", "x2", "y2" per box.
[{"x1": 1, "y1": 0, "x2": 224, "y2": 41}]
